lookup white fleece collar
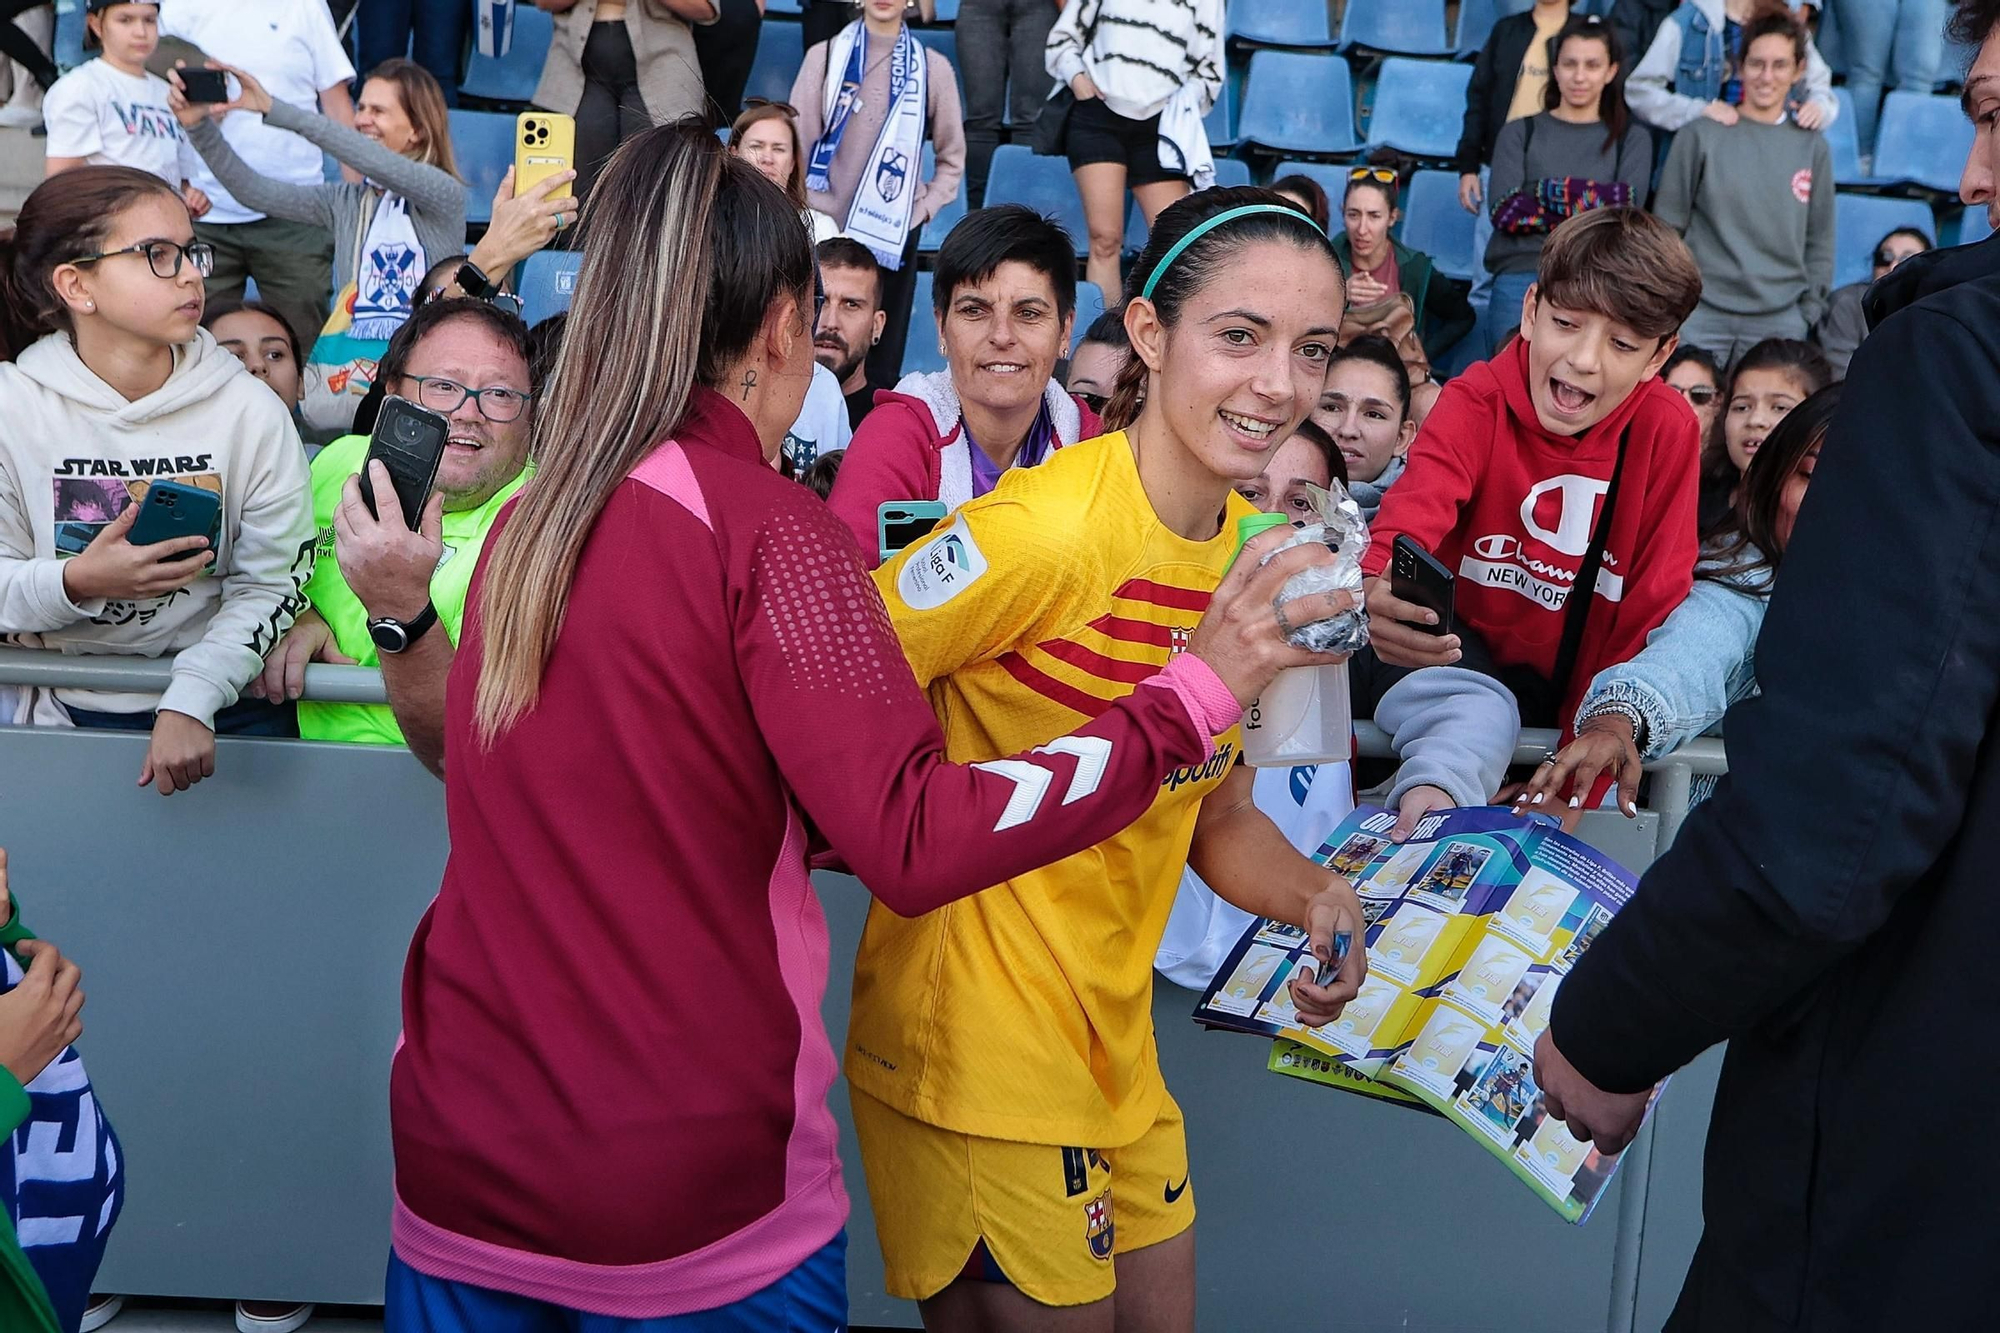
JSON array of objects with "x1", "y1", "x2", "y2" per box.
[{"x1": 891, "y1": 369, "x2": 1087, "y2": 509}]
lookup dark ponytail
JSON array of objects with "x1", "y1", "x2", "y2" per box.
[
  {"x1": 1101, "y1": 186, "x2": 1339, "y2": 432},
  {"x1": 0, "y1": 165, "x2": 184, "y2": 362}
]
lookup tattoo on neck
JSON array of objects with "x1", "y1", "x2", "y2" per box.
[{"x1": 740, "y1": 370, "x2": 757, "y2": 401}]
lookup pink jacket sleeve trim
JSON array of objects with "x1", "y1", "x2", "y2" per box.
[{"x1": 1141, "y1": 654, "x2": 1242, "y2": 762}]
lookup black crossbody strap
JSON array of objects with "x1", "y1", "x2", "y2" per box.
[{"x1": 1550, "y1": 423, "x2": 1632, "y2": 706}]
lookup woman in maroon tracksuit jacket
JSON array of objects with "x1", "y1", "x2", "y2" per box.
[{"x1": 384, "y1": 122, "x2": 1356, "y2": 1329}]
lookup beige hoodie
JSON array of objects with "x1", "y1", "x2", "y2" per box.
[{"x1": 0, "y1": 330, "x2": 314, "y2": 726}]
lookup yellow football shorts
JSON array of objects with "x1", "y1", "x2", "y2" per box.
[{"x1": 849, "y1": 1087, "x2": 1196, "y2": 1307}]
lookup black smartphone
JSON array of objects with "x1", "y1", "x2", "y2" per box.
[
  {"x1": 1391, "y1": 533, "x2": 1455, "y2": 637},
  {"x1": 362, "y1": 395, "x2": 450, "y2": 530},
  {"x1": 178, "y1": 67, "x2": 230, "y2": 105},
  {"x1": 127, "y1": 480, "x2": 222, "y2": 557}
]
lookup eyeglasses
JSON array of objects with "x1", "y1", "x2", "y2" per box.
[
  {"x1": 1672, "y1": 384, "x2": 1718, "y2": 406},
  {"x1": 74, "y1": 238, "x2": 215, "y2": 280},
  {"x1": 407, "y1": 374, "x2": 531, "y2": 422},
  {"x1": 1349, "y1": 167, "x2": 1400, "y2": 188},
  {"x1": 1075, "y1": 391, "x2": 1109, "y2": 414},
  {"x1": 743, "y1": 96, "x2": 798, "y2": 117}
]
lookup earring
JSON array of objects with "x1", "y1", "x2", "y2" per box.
[{"x1": 84, "y1": 300, "x2": 94, "y2": 311}]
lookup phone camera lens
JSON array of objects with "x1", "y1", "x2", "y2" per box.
[{"x1": 395, "y1": 415, "x2": 424, "y2": 444}]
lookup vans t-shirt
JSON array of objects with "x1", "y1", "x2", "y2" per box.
[{"x1": 42, "y1": 60, "x2": 199, "y2": 186}]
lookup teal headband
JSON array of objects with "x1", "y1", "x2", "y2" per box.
[{"x1": 1138, "y1": 203, "x2": 1328, "y2": 303}]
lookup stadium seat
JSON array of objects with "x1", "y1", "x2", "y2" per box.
[
  {"x1": 449, "y1": 109, "x2": 517, "y2": 226},
  {"x1": 766, "y1": 0, "x2": 802, "y2": 12},
  {"x1": 1269, "y1": 159, "x2": 1358, "y2": 212},
  {"x1": 1340, "y1": 0, "x2": 1452, "y2": 57},
  {"x1": 918, "y1": 142, "x2": 965, "y2": 252},
  {"x1": 1227, "y1": 0, "x2": 1337, "y2": 48},
  {"x1": 1942, "y1": 30, "x2": 1979, "y2": 88},
  {"x1": 984, "y1": 145, "x2": 1089, "y2": 256},
  {"x1": 1237, "y1": 51, "x2": 1362, "y2": 157},
  {"x1": 1071, "y1": 281, "x2": 1106, "y2": 352},
  {"x1": 1365, "y1": 58, "x2": 1474, "y2": 159},
  {"x1": 1398, "y1": 169, "x2": 1477, "y2": 281},
  {"x1": 1833, "y1": 193, "x2": 1936, "y2": 289},
  {"x1": 1954, "y1": 206, "x2": 1996, "y2": 247},
  {"x1": 1454, "y1": 0, "x2": 1533, "y2": 57},
  {"x1": 1872, "y1": 91, "x2": 1976, "y2": 193},
  {"x1": 904, "y1": 271, "x2": 946, "y2": 376},
  {"x1": 914, "y1": 27, "x2": 959, "y2": 84},
  {"x1": 460, "y1": 5, "x2": 553, "y2": 106},
  {"x1": 747, "y1": 19, "x2": 806, "y2": 108},
  {"x1": 1205, "y1": 78, "x2": 1238, "y2": 150},
  {"x1": 932, "y1": 0, "x2": 959, "y2": 19},
  {"x1": 518, "y1": 250, "x2": 582, "y2": 327},
  {"x1": 1827, "y1": 88, "x2": 1870, "y2": 185},
  {"x1": 1122, "y1": 159, "x2": 1254, "y2": 253}
]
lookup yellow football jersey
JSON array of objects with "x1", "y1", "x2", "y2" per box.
[{"x1": 845, "y1": 432, "x2": 1256, "y2": 1148}]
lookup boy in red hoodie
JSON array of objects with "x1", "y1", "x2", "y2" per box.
[{"x1": 1363, "y1": 207, "x2": 1705, "y2": 738}]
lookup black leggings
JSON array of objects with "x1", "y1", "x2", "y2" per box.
[
  {"x1": 693, "y1": 0, "x2": 762, "y2": 126},
  {"x1": 865, "y1": 229, "x2": 923, "y2": 390},
  {"x1": 574, "y1": 21, "x2": 650, "y2": 204},
  {"x1": 0, "y1": 0, "x2": 56, "y2": 94}
]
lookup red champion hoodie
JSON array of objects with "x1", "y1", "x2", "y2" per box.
[{"x1": 1362, "y1": 339, "x2": 1701, "y2": 732}]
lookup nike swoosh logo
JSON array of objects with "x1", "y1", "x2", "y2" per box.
[{"x1": 1164, "y1": 1176, "x2": 1189, "y2": 1203}]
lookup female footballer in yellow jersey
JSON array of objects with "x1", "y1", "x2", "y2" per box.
[{"x1": 850, "y1": 189, "x2": 1370, "y2": 1332}]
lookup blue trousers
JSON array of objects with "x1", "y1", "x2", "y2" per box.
[
  {"x1": 1831, "y1": 0, "x2": 1948, "y2": 153},
  {"x1": 357, "y1": 0, "x2": 468, "y2": 105},
  {"x1": 385, "y1": 1233, "x2": 848, "y2": 1333}
]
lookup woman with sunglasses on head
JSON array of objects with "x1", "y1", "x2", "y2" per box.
[
  {"x1": 1814, "y1": 225, "x2": 1933, "y2": 378},
  {"x1": 850, "y1": 187, "x2": 1365, "y2": 1332},
  {"x1": 1483, "y1": 15, "x2": 1653, "y2": 357},
  {"x1": 1047, "y1": 0, "x2": 1223, "y2": 299},
  {"x1": 1335, "y1": 165, "x2": 1477, "y2": 368},
  {"x1": 1517, "y1": 383, "x2": 1840, "y2": 823},
  {"x1": 794, "y1": 0, "x2": 966, "y2": 385},
  {"x1": 0, "y1": 166, "x2": 313, "y2": 789},
  {"x1": 731, "y1": 99, "x2": 842, "y2": 244}
]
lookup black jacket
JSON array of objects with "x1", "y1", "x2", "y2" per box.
[
  {"x1": 1454, "y1": 13, "x2": 1539, "y2": 175},
  {"x1": 1608, "y1": 0, "x2": 1678, "y2": 73},
  {"x1": 1551, "y1": 231, "x2": 2000, "y2": 1330}
]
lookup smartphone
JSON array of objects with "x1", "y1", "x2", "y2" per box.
[
  {"x1": 177, "y1": 67, "x2": 230, "y2": 105},
  {"x1": 515, "y1": 112, "x2": 576, "y2": 202},
  {"x1": 127, "y1": 481, "x2": 222, "y2": 557},
  {"x1": 362, "y1": 395, "x2": 450, "y2": 530},
  {"x1": 1391, "y1": 534, "x2": 1455, "y2": 637},
  {"x1": 878, "y1": 500, "x2": 948, "y2": 564}
]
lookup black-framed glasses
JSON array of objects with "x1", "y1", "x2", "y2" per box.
[
  {"x1": 407, "y1": 374, "x2": 531, "y2": 422},
  {"x1": 743, "y1": 96, "x2": 799, "y2": 117},
  {"x1": 74, "y1": 238, "x2": 215, "y2": 280},
  {"x1": 1075, "y1": 391, "x2": 1109, "y2": 415}
]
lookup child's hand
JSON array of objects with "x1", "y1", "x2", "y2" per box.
[
  {"x1": 1390, "y1": 785, "x2": 1454, "y2": 841},
  {"x1": 0, "y1": 940, "x2": 83, "y2": 1087},
  {"x1": 61, "y1": 503, "x2": 213, "y2": 604},
  {"x1": 140, "y1": 710, "x2": 216, "y2": 796}
]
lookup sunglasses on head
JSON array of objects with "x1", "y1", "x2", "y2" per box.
[
  {"x1": 1349, "y1": 167, "x2": 1399, "y2": 187},
  {"x1": 743, "y1": 96, "x2": 799, "y2": 117}
]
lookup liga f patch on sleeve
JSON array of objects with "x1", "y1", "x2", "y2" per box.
[{"x1": 897, "y1": 513, "x2": 988, "y2": 609}]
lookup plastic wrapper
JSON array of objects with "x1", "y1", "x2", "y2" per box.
[{"x1": 1254, "y1": 480, "x2": 1372, "y2": 655}]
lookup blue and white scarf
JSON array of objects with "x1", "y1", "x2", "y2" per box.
[
  {"x1": 806, "y1": 21, "x2": 927, "y2": 270},
  {"x1": 351, "y1": 192, "x2": 425, "y2": 342},
  {"x1": 474, "y1": 0, "x2": 516, "y2": 58}
]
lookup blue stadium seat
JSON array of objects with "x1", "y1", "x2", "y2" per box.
[
  {"x1": 1270, "y1": 160, "x2": 1359, "y2": 212},
  {"x1": 984, "y1": 145, "x2": 1089, "y2": 256},
  {"x1": 1365, "y1": 58, "x2": 1474, "y2": 159},
  {"x1": 518, "y1": 250, "x2": 582, "y2": 327},
  {"x1": 1454, "y1": 0, "x2": 1534, "y2": 57},
  {"x1": 1827, "y1": 88, "x2": 1870, "y2": 184},
  {"x1": 460, "y1": 5, "x2": 553, "y2": 106},
  {"x1": 1122, "y1": 159, "x2": 1254, "y2": 253},
  {"x1": 1071, "y1": 281, "x2": 1106, "y2": 352},
  {"x1": 904, "y1": 271, "x2": 945, "y2": 376},
  {"x1": 449, "y1": 109, "x2": 517, "y2": 226},
  {"x1": 1872, "y1": 91, "x2": 1976, "y2": 192},
  {"x1": 1954, "y1": 206, "x2": 1996, "y2": 247},
  {"x1": 932, "y1": 0, "x2": 960, "y2": 19},
  {"x1": 914, "y1": 27, "x2": 960, "y2": 91},
  {"x1": 766, "y1": 0, "x2": 802, "y2": 12},
  {"x1": 1205, "y1": 78, "x2": 1238, "y2": 150},
  {"x1": 1833, "y1": 193, "x2": 1936, "y2": 288},
  {"x1": 1227, "y1": 0, "x2": 1337, "y2": 48},
  {"x1": 1398, "y1": 169, "x2": 1477, "y2": 280},
  {"x1": 1942, "y1": 30, "x2": 1979, "y2": 88},
  {"x1": 748, "y1": 20, "x2": 806, "y2": 107},
  {"x1": 1237, "y1": 52, "x2": 1362, "y2": 157},
  {"x1": 1340, "y1": 0, "x2": 1452, "y2": 57},
  {"x1": 917, "y1": 142, "x2": 965, "y2": 252}
]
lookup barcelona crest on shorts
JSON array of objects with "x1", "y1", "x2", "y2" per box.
[{"x1": 1084, "y1": 1191, "x2": 1114, "y2": 1261}]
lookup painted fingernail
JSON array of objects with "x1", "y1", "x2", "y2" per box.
[
  {"x1": 1569, "y1": 795, "x2": 1582, "y2": 810},
  {"x1": 1625, "y1": 801, "x2": 1639, "y2": 816},
  {"x1": 1531, "y1": 793, "x2": 1545, "y2": 805}
]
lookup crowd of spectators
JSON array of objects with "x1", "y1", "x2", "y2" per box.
[{"x1": 0, "y1": 0, "x2": 1993, "y2": 1330}]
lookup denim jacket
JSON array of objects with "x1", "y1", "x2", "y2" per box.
[
  {"x1": 1576, "y1": 550, "x2": 1771, "y2": 759},
  {"x1": 1627, "y1": 0, "x2": 1839, "y2": 133}
]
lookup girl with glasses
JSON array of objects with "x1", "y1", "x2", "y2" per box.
[{"x1": 0, "y1": 165, "x2": 314, "y2": 790}]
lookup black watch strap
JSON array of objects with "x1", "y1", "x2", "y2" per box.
[
  {"x1": 369, "y1": 603, "x2": 439, "y2": 654},
  {"x1": 454, "y1": 260, "x2": 499, "y2": 301}
]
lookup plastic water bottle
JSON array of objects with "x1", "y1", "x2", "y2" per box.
[{"x1": 1236, "y1": 514, "x2": 1352, "y2": 767}]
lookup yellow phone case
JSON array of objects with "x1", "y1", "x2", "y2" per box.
[{"x1": 515, "y1": 112, "x2": 576, "y2": 201}]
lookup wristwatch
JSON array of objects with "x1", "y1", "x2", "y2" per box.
[
  {"x1": 453, "y1": 260, "x2": 500, "y2": 301},
  {"x1": 368, "y1": 603, "x2": 439, "y2": 655}
]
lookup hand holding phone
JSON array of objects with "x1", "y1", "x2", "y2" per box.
[
  {"x1": 361, "y1": 396, "x2": 450, "y2": 531},
  {"x1": 515, "y1": 112, "x2": 576, "y2": 203},
  {"x1": 877, "y1": 500, "x2": 949, "y2": 564},
  {"x1": 1390, "y1": 534, "x2": 1455, "y2": 638},
  {"x1": 176, "y1": 67, "x2": 230, "y2": 105}
]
